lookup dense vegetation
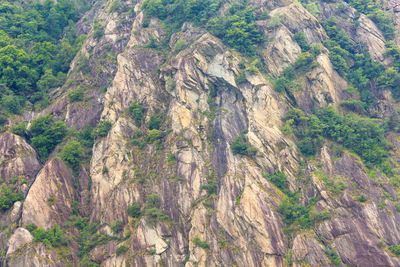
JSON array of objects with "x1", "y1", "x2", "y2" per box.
[
  {"x1": 283, "y1": 107, "x2": 390, "y2": 167},
  {"x1": 0, "y1": 0, "x2": 89, "y2": 122},
  {"x1": 141, "y1": 0, "x2": 264, "y2": 54}
]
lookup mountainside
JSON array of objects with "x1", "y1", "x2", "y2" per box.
[{"x1": 2, "y1": 0, "x2": 400, "y2": 266}]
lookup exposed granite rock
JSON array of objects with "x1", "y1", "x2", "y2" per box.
[
  {"x1": 7, "y1": 228, "x2": 33, "y2": 255},
  {"x1": 21, "y1": 158, "x2": 75, "y2": 229},
  {"x1": 356, "y1": 14, "x2": 386, "y2": 61},
  {"x1": 270, "y1": 3, "x2": 328, "y2": 44},
  {"x1": 262, "y1": 25, "x2": 302, "y2": 76},
  {"x1": 0, "y1": 133, "x2": 41, "y2": 185}
]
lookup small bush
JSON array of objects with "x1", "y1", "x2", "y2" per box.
[
  {"x1": 294, "y1": 32, "x2": 310, "y2": 52},
  {"x1": 60, "y1": 140, "x2": 84, "y2": 173},
  {"x1": 30, "y1": 225, "x2": 68, "y2": 248},
  {"x1": 174, "y1": 39, "x2": 188, "y2": 54},
  {"x1": 127, "y1": 201, "x2": 141, "y2": 218},
  {"x1": 389, "y1": 245, "x2": 400, "y2": 255},
  {"x1": 93, "y1": 121, "x2": 112, "y2": 138},
  {"x1": 93, "y1": 20, "x2": 104, "y2": 40},
  {"x1": 294, "y1": 52, "x2": 317, "y2": 72},
  {"x1": 116, "y1": 245, "x2": 128, "y2": 256},
  {"x1": 128, "y1": 102, "x2": 145, "y2": 126},
  {"x1": 111, "y1": 220, "x2": 123, "y2": 234},
  {"x1": 166, "y1": 79, "x2": 176, "y2": 91},
  {"x1": 146, "y1": 129, "x2": 163, "y2": 143},
  {"x1": 29, "y1": 115, "x2": 67, "y2": 160},
  {"x1": 69, "y1": 89, "x2": 84, "y2": 102},
  {"x1": 356, "y1": 193, "x2": 367, "y2": 202},
  {"x1": 193, "y1": 236, "x2": 209, "y2": 249},
  {"x1": 230, "y1": 135, "x2": 257, "y2": 157},
  {"x1": 11, "y1": 121, "x2": 27, "y2": 137},
  {"x1": 148, "y1": 113, "x2": 163, "y2": 130},
  {"x1": 235, "y1": 71, "x2": 246, "y2": 84},
  {"x1": 0, "y1": 184, "x2": 23, "y2": 210}
]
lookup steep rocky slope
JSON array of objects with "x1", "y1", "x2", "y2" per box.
[{"x1": 2, "y1": 0, "x2": 400, "y2": 266}]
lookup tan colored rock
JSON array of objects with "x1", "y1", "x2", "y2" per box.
[
  {"x1": 356, "y1": 14, "x2": 386, "y2": 61},
  {"x1": 7, "y1": 228, "x2": 33, "y2": 255},
  {"x1": 270, "y1": 3, "x2": 328, "y2": 43},
  {"x1": 21, "y1": 158, "x2": 75, "y2": 229},
  {"x1": 292, "y1": 234, "x2": 330, "y2": 266},
  {"x1": 0, "y1": 133, "x2": 41, "y2": 184},
  {"x1": 263, "y1": 26, "x2": 302, "y2": 76}
]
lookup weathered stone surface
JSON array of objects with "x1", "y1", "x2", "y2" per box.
[
  {"x1": 21, "y1": 158, "x2": 75, "y2": 229},
  {"x1": 7, "y1": 228, "x2": 33, "y2": 255},
  {"x1": 0, "y1": 133, "x2": 41, "y2": 185}
]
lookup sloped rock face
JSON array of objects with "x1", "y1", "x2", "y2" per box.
[
  {"x1": 3, "y1": 0, "x2": 400, "y2": 266},
  {"x1": 21, "y1": 158, "x2": 75, "y2": 229},
  {"x1": 0, "y1": 133, "x2": 41, "y2": 185}
]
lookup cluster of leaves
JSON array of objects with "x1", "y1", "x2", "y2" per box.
[
  {"x1": 283, "y1": 107, "x2": 389, "y2": 166},
  {"x1": 230, "y1": 134, "x2": 257, "y2": 157},
  {"x1": 26, "y1": 224, "x2": 68, "y2": 248},
  {"x1": 142, "y1": 0, "x2": 221, "y2": 30},
  {"x1": 142, "y1": 0, "x2": 264, "y2": 55},
  {"x1": 208, "y1": 1, "x2": 264, "y2": 54},
  {"x1": 324, "y1": 248, "x2": 342, "y2": 266},
  {"x1": 193, "y1": 236, "x2": 209, "y2": 249},
  {"x1": 0, "y1": 183, "x2": 23, "y2": 210},
  {"x1": 389, "y1": 245, "x2": 400, "y2": 256},
  {"x1": 263, "y1": 172, "x2": 329, "y2": 231},
  {"x1": 127, "y1": 200, "x2": 141, "y2": 218},
  {"x1": 13, "y1": 114, "x2": 67, "y2": 160},
  {"x1": 74, "y1": 218, "x2": 115, "y2": 258},
  {"x1": 0, "y1": 0, "x2": 89, "y2": 120},
  {"x1": 144, "y1": 193, "x2": 169, "y2": 226}
]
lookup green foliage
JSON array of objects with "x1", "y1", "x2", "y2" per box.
[
  {"x1": 193, "y1": 236, "x2": 209, "y2": 249},
  {"x1": 0, "y1": 0, "x2": 88, "y2": 120},
  {"x1": 29, "y1": 115, "x2": 67, "y2": 160},
  {"x1": 1, "y1": 94, "x2": 24, "y2": 114},
  {"x1": 294, "y1": 52, "x2": 316, "y2": 72},
  {"x1": 68, "y1": 89, "x2": 84, "y2": 102},
  {"x1": 29, "y1": 225, "x2": 68, "y2": 248},
  {"x1": 146, "y1": 129, "x2": 163, "y2": 144},
  {"x1": 128, "y1": 102, "x2": 145, "y2": 126},
  {"x1": 116, "y1": 245, "x2": 128, "y2": 256},
  {"x1": 235, "y1": 71, "x2": 246, "y2": 84},
  {"x1": 93, "y1": 20, "x2": 104, "y2": 40},
  {"x1": 60, "y1": 140, "x2": 84, "y2": 173},
  {"x1": 93, "y1": 120, "x2": 112, "y2": 138},
  {"x1": 230, "y1": 135, "x2": 257, "y2": 157},
  {"x1": 110, "y1": 220, "x2": 123, "y2": 234},
  {"x1": 208, "y1": 2, "x2": 264, "y2": 54},
  {"x1": 274, "y1": 66, "x2": 295, "y2": 93},
  {"x1": 283, "y1": 107, "x2": 389, "y2": 166},
  {"x1": 127, "y1": 200, "x2": 141, "y2": 218},
  {"x1": 166, "y1": 79, "x2": 176, "y2": 91},
  {"x1": 294, "y1": 32, "x2": 310, "y2": 52},
  {"x1": 263, "y1": 172, "x2": 290, "y2": 195},
  {"x1": 324, "y1": 248, "x2": 342, "y2": 266},
  {"x1": 144, "y1": 193, "x2": 168, "y2": 226},
  {"x1": 174, "y1": 39, "x2": 188, "y2": 54},
  {"x1": 389, "y1": 245, "x2": 400, "y2": 255},
  {"x1": 340, "y1": 100, "x2": 366, "y2": 114},
  {"x1": 0, "y1": 183, "x2": 23, "y2": 210},
  {"x1": 76, "y1": 221, "x2": 115, "y2": 258},
  {"x1": 386, "y1": 111, "x2": 400, "y2": 133},
  {"x1": 148, "y1": 113, "x2": 163, "y2": 130}
]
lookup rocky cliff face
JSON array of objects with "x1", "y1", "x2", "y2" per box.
[{"x1": 2, "y1": 0, "x2": 400, "y2": 266}]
